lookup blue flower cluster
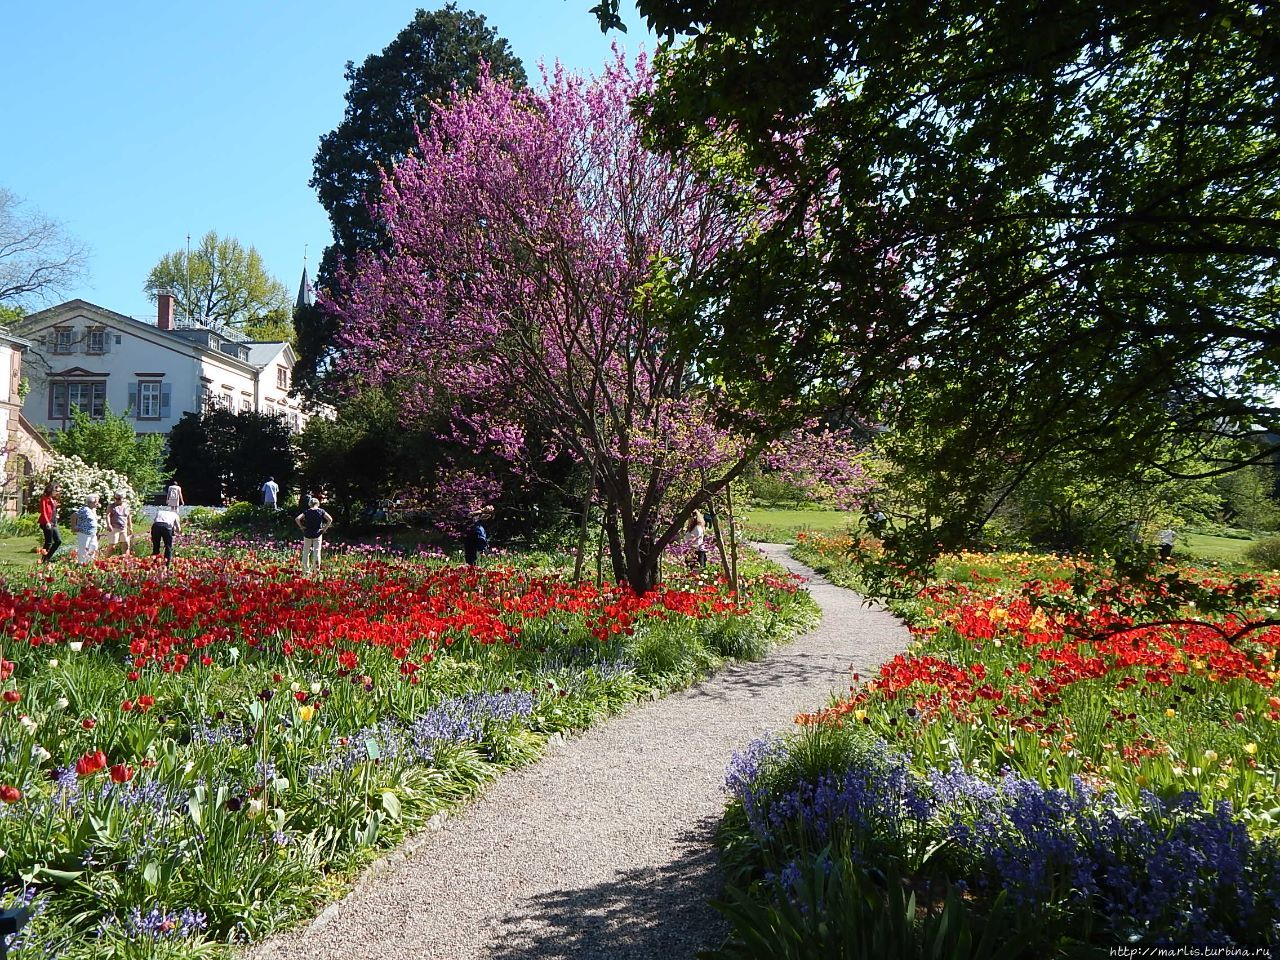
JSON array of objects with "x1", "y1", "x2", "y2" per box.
[
  {"x1": 307, "y1": 690, "x2": 535, "y2": 780},
  {"x1": 726, "y1": 738, "x2": 1280, "y2": 945},
  {"x1": 95, "y1": 905, "x2": 208, "y2": 942}
]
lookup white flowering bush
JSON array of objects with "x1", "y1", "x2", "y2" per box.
[{"x1": 37, "y1": 454, "x2": 138, "y2": 525}]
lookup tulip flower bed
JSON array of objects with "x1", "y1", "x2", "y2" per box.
[
  {"x1": 708, "y1": 536, "x2": 1280, "y2": 956},
  {"x1": 0, "y1": 545, "x2": 814, "y2": 959}
]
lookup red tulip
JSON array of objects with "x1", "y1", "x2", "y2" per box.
[
  {"x1": 76, "y1": 750, "x2": 107, "y2": 777},
  {"x1": 81, "y1": 717, "x2": 97, "y2": 730},
  {"x1": 0, "y1": 784, "x2": 21, "y2": 803},
  {"x1": 109, "y1": 764, "x2": 134, "y2": 783},
  {"x1": 121, "y1": 699, "x2": 134, "y2": 712},
  {"x1": 2, "y1": 690, "x2": 20, "y2": 704},
  {"x1": 0, "y1": 659, "x2": 13, "y2": 681}
]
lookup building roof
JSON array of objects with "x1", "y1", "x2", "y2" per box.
[
  {"x1": 17, "y1": 299, "x2": 295, "y2": 373},
  {"x1": 0, "y1": 329, "x2": 33, "y2": 349},
  {"x1": 246, "y1": 341, "x2": 293, "y2": 368}
]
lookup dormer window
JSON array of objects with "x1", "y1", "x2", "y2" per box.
[{"x1": 52, "y1": 327, "x2": 74, "y2": 354}]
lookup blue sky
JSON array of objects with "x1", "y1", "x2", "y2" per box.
[{"x1": 2, "y1": 1, "x2": 647, "y2": 320}]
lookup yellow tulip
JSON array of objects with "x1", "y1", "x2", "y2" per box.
[
  {"x1": 1244, "y1": 742, "x2": 1258, "y2": 755},
  {"x1": 298, "y1": 704, "x2": 316, "y2": 723}
]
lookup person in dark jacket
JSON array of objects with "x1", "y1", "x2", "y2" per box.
[{"x1": 464, "y1": 508, "x2": 491, "y2": 566}]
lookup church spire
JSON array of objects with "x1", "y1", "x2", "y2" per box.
[{"x1": 296, "y1": 261, "x2": 314, "y2": 311}]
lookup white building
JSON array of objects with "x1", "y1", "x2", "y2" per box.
[{"x1": 14, "y1": 294, "x2": 313, "y2": 435}]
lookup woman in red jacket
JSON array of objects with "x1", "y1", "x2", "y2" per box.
[{"x1": 38, "y1": 483, "x2": 61, "y2": 563}]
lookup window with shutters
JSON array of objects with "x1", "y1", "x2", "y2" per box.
[
  {"x1": 51, "y1": 327, "x2": 74, "y2": 354},
  {"x1": 276, "y1": 365, "x2": 288, "y2": 389},
  {"x1": 138, "y1": 381, "x2": 161, "y2": 419},
  {"x1": 86, "y1": 328, "x2": 107, "y2": 354},
  {"x1": 51, "y1": 381, "x2": 106, "y2": 420}
]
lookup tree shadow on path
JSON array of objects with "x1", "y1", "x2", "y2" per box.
[{"x1": 486, "y1": 815, "x2": 731, "y2": 960}]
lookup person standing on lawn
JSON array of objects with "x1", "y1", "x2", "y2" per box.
[
  {"x1": 464, "y1": 508, "x2": 491, "y2": 567},
  {"x1": 1158, "y1": 527, "x2": 1176, "y2": 561},
  {"x1": 151, "y1": 505, "x2": 182, "y2": 564},
  {"x1": 165, "y1": 479, "x2": 184, "y2": 511},
  {"x1": 106, "y1": 493, "x2": 132, "y2": 556},
  {"x1": 73, "y1": 494, "x2": 101, "y2": 564},
  {"x1": 685, "y1": 509, "x2": 708, "y2": 569},
  {"x1": 261, "y1": 476, "x2": 280, "y2": 510},
  {"x1": 295, "y1": 496, "x2": 334, "y2": 577},
  {"x1": 38, "y1": 483, "x2": 61, "y2": 563}
]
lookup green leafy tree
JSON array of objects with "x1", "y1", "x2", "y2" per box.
[
  {"x1": 144, "y1": 231, "x2": 290, "y2": 335},
  {"x1": 50, "y1": 407, "x2": 166, "y2": 500},
  {"x1": 298, "y1": 4, "x2": 526, "y2": 397},
  {"x1": 601, "y1": 0, "x2": 1280, "y2": 566},
  {"x1": 166, "y1": 410, "x2": 296, "y2": 505},
  {"x1": 1215, "y1": 465, "x2": 1280, "y2": 532}
]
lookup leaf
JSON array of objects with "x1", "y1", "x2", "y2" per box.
[
  {"x1": 381, "y1": 790, "x2": 402, "y2": 820},
  {"x1": 35, "y1": 866, "x2": 84, "y2": 885}
]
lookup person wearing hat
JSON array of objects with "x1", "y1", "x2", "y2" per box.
[{"x1": 295, "y1": 496, "x2": 334, "y2": 577}]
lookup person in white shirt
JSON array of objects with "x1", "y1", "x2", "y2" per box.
[
  {"x1": 151, "y1": 507, "x2": 182, "y2": 564},
  {"x1": 685, "y1": 509, "x2": 708, "y2": 569},
  {"x1": 165, "y1": 481, "x2": 184, "y2": 510},
  {"x1": 1158, "y1": 527, "x2": 1176, "y2": 561},
  {"x1": 261, "y1": 476, "x2": 280, "y2": 510}
]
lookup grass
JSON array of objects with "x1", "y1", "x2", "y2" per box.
[
  {"x1": 1181, "y1": 531, "x2": 1255, "y2": 564},
  {"x1": 742, "y1": 506, "x2": 854, "y2": 544},
  {"x1": 0, "y1": 533, "x2": 39, "y2": 568}
]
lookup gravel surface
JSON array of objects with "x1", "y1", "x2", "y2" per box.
[{"x1": 249, "y1": 544, "x2": 910, "y2": 960}]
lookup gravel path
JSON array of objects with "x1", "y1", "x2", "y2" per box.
[{"x1": 250, "y1": 544, "x2": 910, "y2": 960}]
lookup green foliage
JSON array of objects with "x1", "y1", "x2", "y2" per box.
[
  {"x1": 299, "y1": 3, "x2": 526, "y2": 396},
  {"x1": 0, "y1": 303, "x2": 24, "y2": 326},
  {"x1": 243, "y1": 306, "x2": 295, "y2": 345},
  {"x1": 296, "y1": 390, "x2": 407, "y2": 517},
  {"x1": 50, "y1": 407, "x2": 166, "y2": 500},
  {"x1": 144, "y1": 231, "x2": 289, "y2": 333},
  {"x1": 621, "y1": 0, "x2": 1280, "y2": 572},
  {"x1": 0, "y1": 513, "x2": 39, "y2": 537},
  {"x1": 1245, "y1": 536, "x2": 1280, "y2": 572},
  {"x1": 165, "y1": 409, "x2": 296, "y2": 505},
  {"x1": 1215, "y1": 465, "x2": 1280, "y2": 532},
  {"x1": 712, "y1": 858, "x2": 1025, "y2": 960}
]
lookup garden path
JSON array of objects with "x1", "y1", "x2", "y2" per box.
[{"x1": 249, "y1": 544, "x2": 909, "y2": 960}]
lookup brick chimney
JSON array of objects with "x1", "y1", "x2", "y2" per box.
[{"x1": 157, "y1": 293, "x2": 177, "y2": 331}]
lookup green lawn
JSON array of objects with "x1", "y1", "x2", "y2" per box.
[
  {"x1": 742, "y1": 506, "x2": 854, "y2": 544},
  {"x1": 1180, "y1": 531, "x2": 1255, "y2": 565},
  {"x1": 0, "y1": 533, "x2": 39, "y2": 568}
]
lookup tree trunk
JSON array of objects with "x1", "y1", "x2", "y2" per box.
[
  {"x1": 572, "y1": 472, "x2": 595, "y2": 584},
  {"x1": 725, "y1": 480, "x2": 740, "y2": 596},
  {"x1": 604, "y1": 504, "x2": 626, "y2": 585}
]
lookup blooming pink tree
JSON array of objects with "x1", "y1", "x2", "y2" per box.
[{"x1": 329, "y1": 52, "x2": 868, "y2": 590}]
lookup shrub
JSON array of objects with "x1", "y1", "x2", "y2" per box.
[
  {"x1": 0, "y1": 514, "x2": 39, "y2": 537},
  {"x1": 1245, "y1": 536, "x2": 1280, "y2": 571},
  {"x1": 36, "y1": 454, "x2": 139, "y2": 524}
]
